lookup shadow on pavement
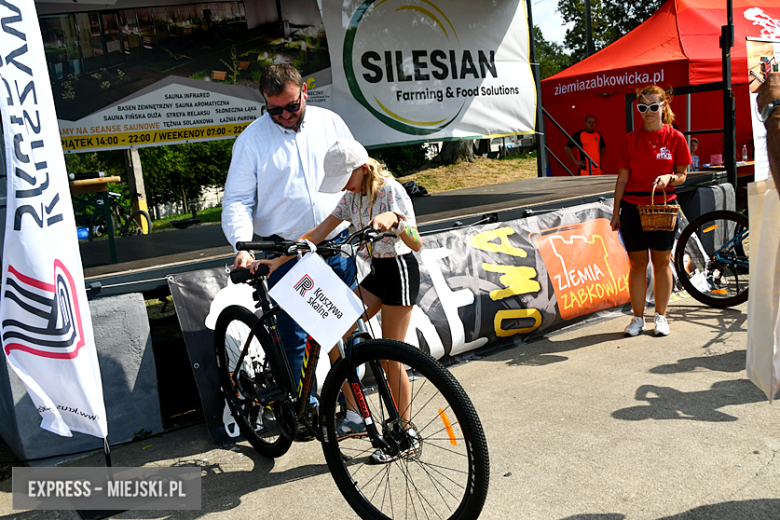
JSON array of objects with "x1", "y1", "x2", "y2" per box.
[
  {"x1": 559, "y1": 515, "x2": 626, "y2": 520},
  {"x1": 650, "y1": 349, "x2": 746, "y2": 374},
  {"x1": 656, "y1": 499, "x2": 780, "y2": 519},
  {"x1": 482, "y1": 301, "x2": 747, "y2": 369},
  {"x1": 487, "y1": 331, "x2": 628, "y2": 368},
  {"x1": 665, "y1": 305, "x2": 746, "y2": 351},
  {"x1": 611, "y1": 379, "x2": 767, "y2": 422},
  {"x1": 560, "y1": 499, "x2": 780, "y2": 519}
]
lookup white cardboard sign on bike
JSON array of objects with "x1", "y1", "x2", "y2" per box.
[{"x1": 269, "y1": 253, "x2": 365, "y2": 348}]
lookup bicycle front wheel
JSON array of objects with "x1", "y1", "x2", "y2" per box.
[
  {"x1": 320, "y1": 339, "x2": 490, "y2": 520},
  {"x1": 123, "y1": 210, "x2": 153, "y2": 236},
  {"x1": 214, "y1": 306, "x2": 294, "y2": 458},
  {"x1": 674, "y1": 210, "x2": 749, "y2": 308}
]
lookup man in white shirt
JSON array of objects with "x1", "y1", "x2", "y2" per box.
[{"x1": 221, "y1": 65, "x2": 356, "y2": 423}]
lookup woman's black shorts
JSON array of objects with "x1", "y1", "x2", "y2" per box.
[
  {"x1": 359, "y1": 253, "x2": 420, "y2": 306},
  {"x1": 619, "y1": 199, "x2": 676, "y2": 252}
]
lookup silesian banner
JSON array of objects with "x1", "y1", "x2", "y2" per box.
[
  {"x1": 0, "y1": 0, "x2": 108, "y2": 438},
  {"x1": 322, "y1": 0, "x2": 536, "y2": 146}
]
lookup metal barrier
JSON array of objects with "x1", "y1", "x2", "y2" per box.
[{"x1": 542, "y1": 107, "x2": 601, "y2": 176}]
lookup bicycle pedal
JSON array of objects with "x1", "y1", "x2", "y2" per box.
[{"x1": 255, "y1": 385, "x2": 285, "y2": 406}]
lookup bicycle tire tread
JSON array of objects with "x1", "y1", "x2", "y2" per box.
[
  {"x1": 320, "y1": 339, "x2": 489, "y2": 520},
  {"x1": 675, "y1": 210, "x2": 749, "y2": 308},
  {"x1": 214, "y1": 306, "x2": 293, "y2": 458}
]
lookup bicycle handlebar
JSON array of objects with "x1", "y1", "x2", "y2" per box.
[
  {"x1": 236, "y1": 226, "x2": 395, "y2": 258},
  {"x1": 229, "y1": 265, "x2": 269, "y2": 284},
  {"x1": 232, "y1": 227, "x2": 395, "y2": 283}
]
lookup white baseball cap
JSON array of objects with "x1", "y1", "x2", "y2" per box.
[{"x1": 320, "y1": 139, "x2": 369, "y2": 193}]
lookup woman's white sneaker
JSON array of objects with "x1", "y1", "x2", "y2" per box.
[
  {"x1": 624, "y1": 316, "x2": 646, "y2": 337},
  {"x1": 654, "y1": 313, "x2": 670, "y2": 336}
]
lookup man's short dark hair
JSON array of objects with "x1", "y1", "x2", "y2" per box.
[
  {"x1": 260, "y1": 64, "x2": 304, "y2": 97},
  {"x1": 585, "y1": 115, "x2": 597, "y2": 122}
]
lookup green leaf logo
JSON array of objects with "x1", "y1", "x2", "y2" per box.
[{"x1": 343, "y1": 0, "x2": 466, "y2": 135}]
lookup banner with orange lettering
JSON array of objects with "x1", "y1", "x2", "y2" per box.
[{"x1": 403, "y1": 201, "x2": 632, "y2": 358}]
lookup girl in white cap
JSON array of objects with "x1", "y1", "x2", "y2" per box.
[{"x1": 251, "y1": 138, "x2": 422, "y2": 463}]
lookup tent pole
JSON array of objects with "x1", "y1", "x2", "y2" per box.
[
  {"x1": 526, "y1": 0, "x2": 548, "y2": 178},
  {"x1": 721, "y1": 0, "x2": 737, "y2": 188},
  {"x1": 585, "y1": 0, "x2": 594, "y2": 57},
  {"x1": 686, "y1": 94, "x2": 691, "y2": 145}
]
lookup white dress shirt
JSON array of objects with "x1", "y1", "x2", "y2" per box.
[{"x1": 221, "y1": 106, "x2": 353, "y2": 250}]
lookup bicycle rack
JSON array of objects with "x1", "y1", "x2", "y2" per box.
[{"x1": 70, "y1": 175, "x2": 121, "y2": 264}]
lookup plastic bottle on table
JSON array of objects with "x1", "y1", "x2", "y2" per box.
[{"x1": 742, "y1": 144, "x2": 748, "y2": 162}]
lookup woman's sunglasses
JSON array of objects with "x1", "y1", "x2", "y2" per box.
[
  {"x1": 637, "y1": 101, "x2": 665, "y2": 113},
  {"x1": 266, "y1": 90, "x2": 302, "y2": 115}
]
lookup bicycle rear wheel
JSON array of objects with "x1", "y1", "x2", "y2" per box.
[
  {"x1": 320, "y1": 339, "x2": 489, "y2": 520},
  {"x1": 214, "y1": 306, "x2": 294, "y2": 458},
  {"x1": 674, "y1": 210, "x2": 749, "y2": 308},
  {"x1": 123, "y1": 210, "x2": 153, "y2": 236},
  {"x1": 92, "y1": 214, "x2": 116, "y2": 238}
]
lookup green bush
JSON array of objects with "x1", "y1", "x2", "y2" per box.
[{"x1": 370, "y1": 143, "x2": 428, "y2": 176}]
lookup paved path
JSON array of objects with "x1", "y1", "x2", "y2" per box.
[{"x1": 2, "y1": 296, "x2": 779, "y2": 520}]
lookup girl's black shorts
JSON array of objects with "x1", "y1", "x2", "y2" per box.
[
  {"x1": 619, "y1": 199, "x2": 676, "y2": 252},
  {"x1": 359, "y1": 253, "x2": 420, "y2": 306}
]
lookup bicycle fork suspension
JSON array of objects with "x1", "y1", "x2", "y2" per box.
[
  {"x1": 296, "y1": 336, "x2": 321, "y2": 417},
  {"x1": 339, "y1": 325, "x2": 402, "y2": 451}
]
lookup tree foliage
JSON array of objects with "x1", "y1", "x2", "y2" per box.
[
  {"x1": 533, "y1": 25, "x2": 574, "y2": 79},
  {"x1": 139, "y1": 140, "x2": 233, "y2": 215},
  {"x1": 558, "y1": 0, "x2": 664, "y2": 62},
  {"x1": 64, "y1": 150, "x2": 125, "y2": 177}
]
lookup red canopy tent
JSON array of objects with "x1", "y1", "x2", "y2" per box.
[{"x1": 541, "y1": 0, "x2": 780, "y2": 176}]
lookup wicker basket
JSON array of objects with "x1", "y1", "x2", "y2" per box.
[{"x1": 637, "y1": 184, "x2": 680, "y2": 232}]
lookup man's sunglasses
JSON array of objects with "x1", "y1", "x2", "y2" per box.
[
  {"x1": 637, "y1": 101, "x2": 665, "y2": 113},
  {"x1": 266, "y1": 90, "x2": 302, "y2": 116}
]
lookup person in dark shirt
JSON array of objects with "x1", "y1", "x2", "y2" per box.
[{"x1": 565, "y1": 115, "x2": 607, "y2": 175}]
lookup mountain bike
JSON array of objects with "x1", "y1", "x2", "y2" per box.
[
  {"x1": 673, "y1": 210, "x2": 749, "y2": 308},
  {"x1": 213, "y1": 227, "x2": 490, "y2": 520},
  {"x1": 93, "y1": 191, "x2": 153, "y2": 238}
]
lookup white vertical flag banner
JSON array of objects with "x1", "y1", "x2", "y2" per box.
[
  {"x1": 322, "y1": 0, "x2": 536, "y2": 147},
  {"x1": 0, "y1": 0, "x2": 108, "y2": 438}
]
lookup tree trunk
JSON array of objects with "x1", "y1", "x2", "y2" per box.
[
  {"x1": 432, "y1": 141, "x2": 476, "y2": 165},
  {"x1": 476, "y1": 139, "x2": 491, "y2": 156}
]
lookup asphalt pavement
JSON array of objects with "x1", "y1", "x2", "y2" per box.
[{"x1": 2, "y1": 295, "x2": 779, "y2": 520}]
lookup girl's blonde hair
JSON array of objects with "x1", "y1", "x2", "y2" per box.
[
  {"x1": 362, "y1": 157, "x2": 393, "y2": 206},
  {"x1": 636, "y1": 85, "x2": 675, "y2": 126}
]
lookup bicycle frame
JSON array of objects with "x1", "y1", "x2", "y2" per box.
[
  {"x1": 712, "y1": 228, "x2": 749, "y2": 270},
  {"x1": 687, "y1": 223, "x2": 749, "y2": 270},
  {"x1": 233, "y1": 268, "x2": 403, "y2": 449}
]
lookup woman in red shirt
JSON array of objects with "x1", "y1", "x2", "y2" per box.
[{"x1": 611, "y1": 85, "x2": 691, "y2": 338}]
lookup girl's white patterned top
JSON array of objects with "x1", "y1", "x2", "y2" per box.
[{"x1": 331, "y1": 177, "x2": 417, "y2": 259}]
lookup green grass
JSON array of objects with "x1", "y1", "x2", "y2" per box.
[{"x1": 153, "y1": 206, "x2": 222, "y2": 231}]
